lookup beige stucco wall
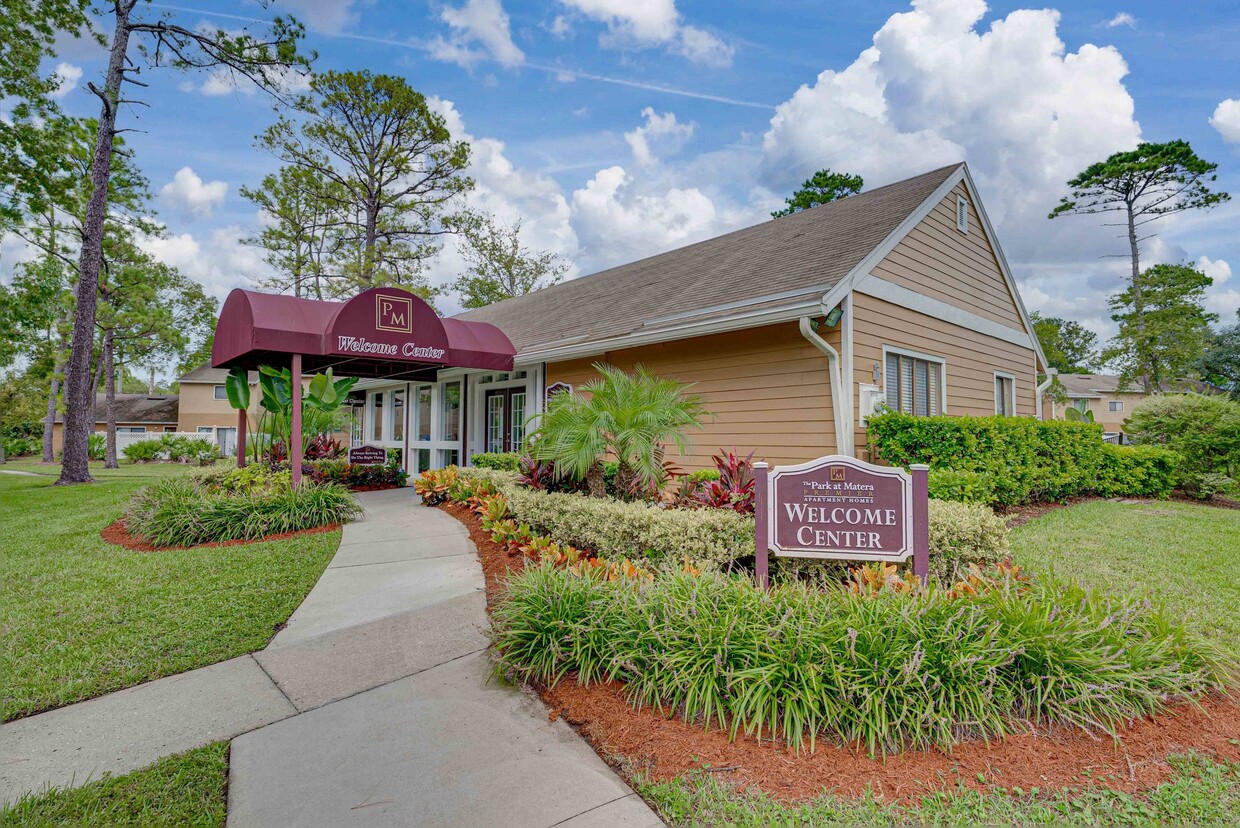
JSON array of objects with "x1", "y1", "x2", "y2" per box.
[
  {"x1": 49, "y1": 421, "x2": 174, "y2": 454},
  {"x1": 545, "y1": 321, "x2": 841, "y2": 472},
  {"x1": 1043, "y1": 390, "x2": 1142, "y2": 433},
  {"x1": 873, "y1": 183, "x2": 1027, "y2": 331},
  {"x1": 177, "y1": 381, "x2": 254, "y2": 433}
]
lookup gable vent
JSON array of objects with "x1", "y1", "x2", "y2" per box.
[{"x1": 956, "y1": 195, "x2": 969, "y2": 233}]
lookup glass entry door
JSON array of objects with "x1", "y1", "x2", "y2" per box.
[{"x1": 484, "y1": 388, "x2": 527, "y2": 454}]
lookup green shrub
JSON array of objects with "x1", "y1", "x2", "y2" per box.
[
  {"x1": 193, "y1": 464, "x2": 291, "y2": 494},
  {"x1": 869, "y1": 412, "x2": 1177, "y2": 504},
  {"x1": 88, "y1": 433, "x2": 105, "y2": 460},
  {"x1": 459, "y1": 468, "x2": 1008, "y2": 578},
  {"x1": 470, "y1": 452, "x2": 520, "y2": 471},
  {"x1": 123, "y1": 438, "x2": 165, "y2": 463},
  {"x1": 1127, "y1": 394, "x2": 1240, "y2": 497},
  {"x1": 927, "y1": 468, "x2": 995, "y2": 504},
  {"x1": 3, "y1": 435, "x2": 42, "y2": 457},
  {"x1": 306, "y1": 458, "x2": 408, "y2": 489},
  {"x1": 493, "y1": 565, "x2": 1232, "y2": 756},
  {"x1": 126, "y1": 477, "x2": 361, "y2": 547},
  {"x1": 688, "y1": 468, "x2": 721, "y2": 484}
]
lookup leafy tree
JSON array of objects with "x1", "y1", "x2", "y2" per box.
[
  {"x1": 454, "y1": 213, "x2": 568, "y2": 309},
  {"x1": 0, "y1": 0, "x2": 96, "y2": 226},
  {"x1": 240, "y1": 164, "x2": 347, "y2": 299},
  {"x1": 1049, "y1": 141, "x2": 1229, "y2": 388},
  {"x1": 256, "y1": 70, "x2": 471, "y2": 298},
  {"x1": 1029, "y1": 312, "x2": 1098, "y2": 374},
  {"x1": 771, "y1": 169, "x2": 863, "y2": 218},
  {"x1": 1104, "y1": 264, "x2": 1217, "y2": 392},
  {"x1": 1197, "y1": 312, "x2": 1240, "y2": 399},
  {"x1": 526, "y1": 364, "x2": 707, "y2": 498},
  {"x1": 58, "y1": 1, "x2": 311, "y2": 484}
]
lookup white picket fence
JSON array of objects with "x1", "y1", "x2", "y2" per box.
[{"x1": 113, "y1": 430, "x2": 237, "y2": 457}]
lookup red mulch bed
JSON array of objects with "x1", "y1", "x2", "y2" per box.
[
  {"x1": 438, "y1": 501, "x2": 1240, "y2": 803},
  {"x1": 101, "y1": 518, "x2": 340, "y2": 552}
]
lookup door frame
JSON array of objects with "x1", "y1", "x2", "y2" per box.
[{"x1": 484, "y1": 387, "x2": 529, "y2": 454}]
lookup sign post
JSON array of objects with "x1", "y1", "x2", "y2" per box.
[{"x1": 753, "y1": 455, "x2": 929, "y2": 588}]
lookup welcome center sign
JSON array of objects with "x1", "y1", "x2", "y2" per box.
[{"x1": 753, "y1": 455, "x2": 930, "y2": 587}]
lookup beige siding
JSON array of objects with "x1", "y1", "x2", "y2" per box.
[
  {"x1": 545, "y1": 321, "x2": 840, "y2": 471},
  {"x1": 1043, "y1": 390, "x2": 1142, "y2": 434},
  {"x1": 852, "y1": 292, "x2": 1038, "y2": 459},
  {"x1": 872, "y1": 183, "x2": 1026, "y2": 330},
  {"x1": 49, "y1": 421, "x2": 172, "y2": 454},
  {"x1": 177, "y1": 382, "x2": 246, "y2": 432}
]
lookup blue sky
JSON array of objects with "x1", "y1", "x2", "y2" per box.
[{"x1": 31, "y1": 0, "x2": 1240, "y2": 339}]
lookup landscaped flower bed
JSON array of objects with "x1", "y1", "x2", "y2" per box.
[
  {"x1": 124, "y1": 466, "x2": 361, "y2": 548},
  {"x1": 304, "y1": 458, "x2": 408, "y2": 491}
]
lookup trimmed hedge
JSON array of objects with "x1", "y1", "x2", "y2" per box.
[
  {"x1": 1127, "y1": 393, "x2": 1240, "y2": 498},
  {"x1": 458, "y1": 468, "x2": 1008, "y2": 578},
  {"x1": 869, "y1": 413, "x2": 1178, "y2": 505},
  {"x1": 470, "y1": 451, "x2": 521, "y2": 471}
]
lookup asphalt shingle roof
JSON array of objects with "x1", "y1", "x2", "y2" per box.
[
  {"x1": 55, "y1": 394, "x2": 179, "y2": 424},
  {"x1": 1057, "y1": 373, "x2": 1219, "y2": 396},
  {"x1": 454, "y1": 164, "x2": 962, "y2": 354}
]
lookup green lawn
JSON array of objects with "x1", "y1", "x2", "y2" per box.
[
  {"x1": 1010, "y1": 499, "x2": 1240, "y2": 656},
  {"x1": 639, "y1": 753, "x2": 1240, "y2": 826},
  {"x1": 0, "y1": 743, "x2": 228, "y2": 827},
  {"x1": 0, "y1": 463, "x2": 340, "y2": 720}
]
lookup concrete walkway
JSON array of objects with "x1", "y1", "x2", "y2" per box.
[{"x1": 1, "y1": 489, "x2": 661, "y2": 827}]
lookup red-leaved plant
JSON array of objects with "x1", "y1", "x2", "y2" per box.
[
  {"x1": 306, "y1": 434, "x2": 345, "y2": 460},
  {"x1": 693, "y1": 449, "x2": 756, "y2": 513}
]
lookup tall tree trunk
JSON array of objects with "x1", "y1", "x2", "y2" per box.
[
  {"x1": 57, "y1": 3, "x2": 134, "y2": 484},
  {"x1": 103, "y1": 328, "x2": 118, "y2": 469},
  {"x1": 148, "y1": 364, "x2": 156, "y2": 395},
  {"x1": 362, "y1": 200, "x2": 378, "y2": 287},
  {"x1": 42, "y1": 348, "x2": 67, "y2": 463},
  {"x1": 1126, "y1": 199, "x2": 1151, "y2": 392}
]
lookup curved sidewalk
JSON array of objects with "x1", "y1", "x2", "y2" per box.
[{"x1": 2, "y1": 489, "x2": 661, "y2": 827}]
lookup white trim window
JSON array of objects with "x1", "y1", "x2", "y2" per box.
[
  {"x1": 994, "y1": 372, "x2": 1016, "y2": 416},
  {"x1": 883, "y1": 347, "x2": 945, "y2": 416},
  {"x1": 213, "y1": 385, "x2": 228, "y2": 400},
  {"x1": 1108, "y1": 400, "x2": 1124, "y2": 413},
  {"x1": 956, "y1": 195, "x2": 969, "y2": 233},
  {"x1": 117, "y1": 426, "x2": 147, "y2": 433}
]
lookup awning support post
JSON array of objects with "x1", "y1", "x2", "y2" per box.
[
  {"x1": 236, "y1": 407, "x2": 246, "y2": 469},
  {"x1": 291, "y1": 353, "x2": 303, "y2": 488}
]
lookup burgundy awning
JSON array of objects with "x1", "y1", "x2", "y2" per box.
[{"x1": 211, "y1": 287, "x2": 515, "y2": 379}]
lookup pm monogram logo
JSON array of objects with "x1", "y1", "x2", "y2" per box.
[
  {"x1": 830, "y1": 467, "x2": 846, "y2": 482},
  {"x1": 376, "y1": 295, "x2": 413, "y2": 333}
]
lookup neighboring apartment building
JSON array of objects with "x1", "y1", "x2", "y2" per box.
[
  {"x1": 334, "y1": 162, "x2": 1048, "y2": 474},
  {"x1": 1043, "y1": 373, "x2": 1220, "y2": 442},
  {"x1": 49, "y1": 394, "x2": 179, "y2": 454}
]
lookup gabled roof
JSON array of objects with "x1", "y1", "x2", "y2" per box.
[
  {"x1": 1058, "y1": 373, "x2": 1221, "y2": 396},
  {"x1": 55, "y1": 394, "x2": 179, "y2": 425},
  {"x1": 455, "y1": 164, "x2": 964, "y2": 355}
]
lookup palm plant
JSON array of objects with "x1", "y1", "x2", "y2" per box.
[{"x1": 525, "y1": 363, "x2": 708, "y2": 497}]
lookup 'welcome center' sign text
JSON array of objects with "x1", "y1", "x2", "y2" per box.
[{"x1": 754, "y1": 455, "x2": 929, "y2": 587}]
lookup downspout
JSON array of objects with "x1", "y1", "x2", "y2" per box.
[
  {"x1": 1036, "y1": 368, "x2": 1057, "y2": 421},
  {"x1": 799, "y1": 316, "x2": 853, "y2": 458}
]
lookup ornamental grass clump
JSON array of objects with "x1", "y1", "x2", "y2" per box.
[
  {"x1": 492, "y1": 565, "x2": 1233, "y2": 757},
  {"x1": 126, "y1": 476, "x2": 361, "y2": 547}
]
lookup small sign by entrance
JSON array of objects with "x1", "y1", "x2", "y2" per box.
[
  {"x1": 754, "y1": 455, "x2": 929, "y2": 588},
  {"x1": 348, "y1": 444, "x2": 388, "y2": 465}
]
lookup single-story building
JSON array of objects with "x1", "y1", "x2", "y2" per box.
[
  {"x1": 345, "y1": 162, "x2": 1048, "y2": 474},
  {"x1": 50, "y1": 394, "x2": 179, "y2": 454},
  {"x1": 1043, "y1": 373, "x2": 1222, "y2": 443}
]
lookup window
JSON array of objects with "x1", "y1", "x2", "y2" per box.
[
  {"x1": 1108, "y1": 400, "x2": 1124, "y2": 413},
  {"x1": 370, "y1": 392, "x2": 383, "y2": 442},
  {"x1": 117, "y1": 426, "x2": 147, "y2": 433},
  {"x1": 441, "y1": 382, "x2": 461, "y2": 442},
  {"x1": 884, "y1": 350, "x2": 943, "y2": 416},
  {"x1": 392, "y1": 389, "x2": 405, "y2": 442},
  {"x1": 197, "y1": 426, "x2": 213, "y2": 435},
  {"x1": 956, "y1": 196, "x2": 969, "y2": 233},
  {"x1": 163, "y1": 426, "x2": 176, "y2": 433},
  {"x1": 213, "y1": 385, "x2": 228, "y2": 400},
  {"x1": 1072, "y1": 398, "x2": 1089, "y2": 414},
  {"x1": 416, "y1": 387, "x2": 432, "y2": 441},
  {"x1": 994, "y1": 373, "x2": 1015, "y2": 416}
]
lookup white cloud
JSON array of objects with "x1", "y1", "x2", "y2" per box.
[
  {"x1": 624, "y1": 107, "x2": 694, "y2": 166},
  {"x1": 138, "y1": 226, "x2": 269, "y2": 301},
  {"x1": 194, "y1": 65, "x2": 312, "y2": 97},
  {"x1": 50, "y1": 62, "x2": 82, "y2": 99},
  {"x1": 1210, "y1": 99, "x2": 1240, "y2": 144},
  {"x1": 1198, "y1": 255, "x2": 1232, "y2": 285},
  {"x1": 159, "y1": 167, "x2": 228, "y2": 219},
  {"x1": 569, "y1": 166, "x2": 721, "y2": 268},
  {"x1": 548, "y1": 15, "x2": 572, "y2": 38},
  {"x1": 1104, "y1": 12, "x2": 1136, "y2": 28},
  {"x1": 270, "y1": 0, "x2": 373, "y2": 33},
  {"x1": 430, "y1": 0, "x2": 524, "y2": 69},
  {"x1": 558, "y1": 0, "x2": 733, "y2": 66}
]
